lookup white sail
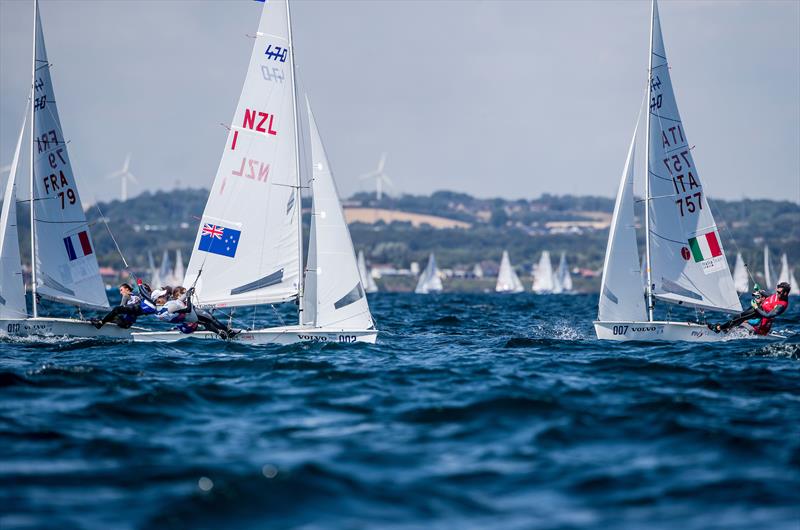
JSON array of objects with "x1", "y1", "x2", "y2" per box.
[
  {"x1": 531, "y1": 251, "x2": 554, "y2": 293},
  {"x1": 0, "y1": 114, "x2": 28, "y2": 319},
  {"x1": 778, "y1": 253, "x2": 790, "y2": 285},
  {"x1": 173, "y1": 249, "x2": 185, "y2": 285},
  {"x1": 732, "y1": 252, "x2": 749, "y2": 293},
  {"x1": 357, "y1": 250, "x2": 378, "y2": 293},
  {"x1": 301, "y1": 99, "x2": 374, "y2": 330},
  {"x1": 158, "y1": 249, "x2": 171, "y2": 285},
  {"x1": 790, "y1": 269, "x2": 799, "y2": 296},
  {"x1": 495, "y1": 250, "x2": 523, "y2": 293},
  {"x1": 598, "y1": 124, "x2": 647, "y2": 322},
  {"x1": 415, "y1": 253, "x2": 443, "y2": 294},
  {"x1": 645, "y1": 0, "x2": 740, "y2": 314},
  {"x1": 763, "y1": 246, "x2": 775, "y2": 287},
  {"x1": 183, "y1": 0, "x2": 300, "y2": 308},
  {"x1": 30, "y1": 4, "x2": 108, "y2": 310},
  {"x1": 557, "y1": 252, "x2": 573, "y2": 292}
]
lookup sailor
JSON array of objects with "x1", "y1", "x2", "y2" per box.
[
  {"x1": 171, "y1": 286, "x2": 239, "y2": 339},
  {"x1": 91, "y1": 283, "x2": 142, "y2": 329},
  {"x1": 710, "y1": 282, "x2": 790, "y2": 335}
]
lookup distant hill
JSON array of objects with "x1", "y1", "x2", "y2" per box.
[{"x1": 8, "y1": 189, "x2": 799, "y2": 291}]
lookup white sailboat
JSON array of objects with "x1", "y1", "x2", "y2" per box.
[
  {"x1": 495, "y1": 250, "x2": 524, "y2": 293},
  {"x1": 531, "y1": 251, "x2": 555, "y2": 294},
  {"x1": 133, "y1": 0, "x2": 376, "y2": 344},
  {"x1": 555, "y1": 252, "x2": 573, "y2": 293},
  {"x1": 777, "y1": 253, "x2": 799, "y2": 296},
  {"x1": 1, "y1": 1, "x2": 137, "y2": 339},
  {"x1": 763, "y1": 245, "x2": 775, "y2": 287},
  {"x1": 415, "y1": 253, "x2": 443, "y2": 294},
  {"x1": 732, "y1": 252, "x2": 749, "y2": 293},
  {"x1": 595, "y1": 0, "x2": 743, "y2": 342},
  {"x1": 357, "y1": 250, "x2": 378, "y2": 293}
]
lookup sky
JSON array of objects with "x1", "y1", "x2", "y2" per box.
[{"x1": 1, "y1": 0, "x2": 798, "y2": 204}]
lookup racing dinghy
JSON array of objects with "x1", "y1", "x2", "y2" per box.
[
  {"x1": 133, "y1": 0, "x2": 376, "y2": 345},
  {"x1": 495, "y1": 250, "x2": 524, "y2": 293},
  {"x1": 594, "y1": 0, "x2": 746, "y2": 342},
  {"x1": 415, "y1": 253, "x2": 443, "y2": 294},
  {"x1": 1, "y1": 2, "x2": 138, "y2": 340}
]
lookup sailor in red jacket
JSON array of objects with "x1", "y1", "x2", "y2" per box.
[{"x1": 711, "y1": 282, "x2": 790, "y2": 334}]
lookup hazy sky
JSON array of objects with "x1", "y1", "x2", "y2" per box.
[{"x1": 1, "y1": 0, "x2": 798, "y2": 204}]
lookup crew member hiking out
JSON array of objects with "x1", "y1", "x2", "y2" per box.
[
  {"x1": 709, "y1": 281, "x2": 790, "y2": 335},
  {"x1": 92, "y1": 280, "x2": 156, "y2": 329}
]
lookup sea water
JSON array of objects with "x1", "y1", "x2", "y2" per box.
[{"x1": 2, "y1": 293, "x2": 798, "y2": 529}]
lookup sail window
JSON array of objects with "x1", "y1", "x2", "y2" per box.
[
  {"x1": 230, "y1": 269, "x2": 284, "y2": 295},
  {"x1": 334, "y1": 283, "x2": 364, "y2": 310}
]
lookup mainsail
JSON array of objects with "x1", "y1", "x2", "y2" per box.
[
  {"x1": 531, "y1": 251, "x2": 554, "y2": 293},
  {"x1": 415, "y1": 253, "x2": 443, "y2": 294},
  {"x1": 644, "y1": 0, "x2": 740, "y2": 314},
  {"x1": 496, "y1": 250, "x2": 524, "y2": 293},
  {"x1": 556, "y1": 252, "x2": 573, "y2": 292},
  {"x1": 30, "y1": 3, "x2": 108, "y2": 310},
  {"x1": 763, "y1": 246, "x2": 775, "y2": 287},
  {"x1": 183, "y1": 0, "x2": 301, "y2": 308},
  {"x1": 777, "y1": 253, "x2": 790, "y2": 285},
  {"x1": 302, "y1": 99, "x2": 374, "y2": 330},
  {"x1": 732, "y1": 252, "x2": 749, "y2": 293},
  {"x1": 0, "y1": 114, "x2": 28, "y2": 319},
  {"x1": 598, "y1": 124, "x2": 647, "y2": 322},
  {"x1": 357, "y1": 250, "x2": 379, "y2": 293}
]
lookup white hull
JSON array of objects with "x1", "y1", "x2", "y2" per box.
[
  {"x1": 595, "y1": 320, "x2": 739, "y2": 342},
  {"x1": 132, "y1": 325, "x2": 378, "y2": 345},
  {"x1": 0, "y1": 317, "x2": 143, "y2": 340}
]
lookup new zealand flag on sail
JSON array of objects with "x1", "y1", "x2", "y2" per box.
[{"x1": 198, "y1": 223, "x2": 241, "y2": 258}]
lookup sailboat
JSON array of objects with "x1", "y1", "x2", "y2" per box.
[
  {"x1": 1, "y1": 1, "x2": 137, "y2": 339},
  {"x1": 133, "y1": 0, "x2": 376, "y2": 344},
  {"x1": 495, "y1": 250, "x2": 524, "y2": 293},
  {"x1": 555, "y1": 252, "x2": 573, "y2": 293},
  {"x1": 357, "y1": 250, "x2": 379, "y2": 293},
  {"x1": 594, "y1": 0, "x2": 743, "y2": 341},
  {"x1": 531, "y1": 251, "x2": 555, "y2": 294},
  {"x1": 732, "y1": 252, "x2": 749, "y2": 293},
  {"x1": 415, "y1": 253, "x2": 443, "y2": 294},
  {"x1": 777, "y1": 253, "x2": 799, "y2": 296},
  {"x1": 763, "y1": 245, "x2": 775, "y2": 287}
]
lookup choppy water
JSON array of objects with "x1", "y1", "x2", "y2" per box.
[{"x1": 2, "y1": 293, "x2": 799, "y2": 530}]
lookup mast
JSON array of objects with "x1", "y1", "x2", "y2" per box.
[
  {"x1": 286, "y1": 0, "x2": 304, "y2": 323},
  {"x1": 29, "y1": 0, "x2": 38, "y2": 318},
  {"x1": 643, "y1": 0, "x2": 655, "y2": 322}
]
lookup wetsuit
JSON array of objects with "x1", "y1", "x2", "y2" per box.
[
  {"x1": 95, "y1": 292, "x2": 144, "y2": 329},
  {"x1": 177, "y1": 289, "x2": 236, "y2": 338}
]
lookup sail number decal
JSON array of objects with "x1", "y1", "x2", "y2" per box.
[
  {"x1": 36, "y1": 129, "x2": 76, "y2": 210},
  {"x1": 261, "y1": 66, "x2": 284, "y2": 83},
  {"x1": 264, "y1": 44, "x2": 288, "y2": 62},
  {"x1": 33, "y1": 78, "x2": 47, "y2": 111},
  {"x1": 230, "y1": 108, "x2": 278, "y2": 151},
  {"x1": 649, "y1": 76, "x2": 662, "y2": 110}
]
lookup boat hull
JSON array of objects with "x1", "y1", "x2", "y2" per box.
[
  {"x1": 594, "y1": 320, "x2": 731, "y2": 342},
  {"x1": 0, "y1": 317, "x2": 142, "y2": 340},
  {"x1": 132, "y1": 326, "x2": 378, "y2": 345}
]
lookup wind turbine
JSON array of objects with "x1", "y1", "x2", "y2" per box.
[
  {"x1": 358, "y1": 153, "x2": 394, "y2": 201},
  {"x1": 106, "y1": 154, "x2": 138, "y2": 202}
]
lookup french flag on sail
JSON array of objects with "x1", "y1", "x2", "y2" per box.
[{"x1": 63, "y1": 231, "x2": 93, "y2": 261}]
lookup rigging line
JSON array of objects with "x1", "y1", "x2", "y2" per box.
[
  {"x1": 649, "y1": 112, "x2": 681, "y2": 124},
  {"x1": 94, "y1": 203, "x2": 129, "y2": 270}
]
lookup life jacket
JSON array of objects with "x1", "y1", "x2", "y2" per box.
[
  {"x1": 752, "y1": 294, "x2": 788, "y2": 335},
  {"x1": 139, "y1": 299, "x2": 157, "y2": 315}
]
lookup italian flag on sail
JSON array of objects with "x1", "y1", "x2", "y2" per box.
[{"x1": 688, "y1": 231, "x2": 722, "y2": 263}]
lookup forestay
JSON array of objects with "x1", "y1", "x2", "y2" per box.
[
  {"x1": 598, "y1": 123, "x2": 646, "y2": 322},
  {"x1": 0, "y1": 114, "x2": 28, "y2": 319},
  {"x1": 645, "y1": 1, "x2": 740, "y2": 314},
  {"x1": 31, "y1": 5, "x2": 108, "y2": 310},
  {"x1": 184, "y1": 0, "x2": 301, "y2": 308},
  {"x1": 302, "y1": 99, "x2": 374, "y2": 330}
]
